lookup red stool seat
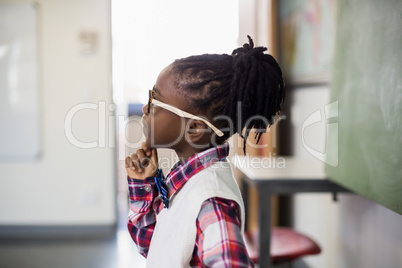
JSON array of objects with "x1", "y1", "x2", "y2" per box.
[{"x1": 244, "y1": 227, "x2": 321, "y2": 264}]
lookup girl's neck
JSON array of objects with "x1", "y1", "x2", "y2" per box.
[
  {"x1": 175, "y1": 150, "x2": 200, "y2": 164},
  {"x1": 175, "y1": 145, "x2": 211, "y2": 163}
]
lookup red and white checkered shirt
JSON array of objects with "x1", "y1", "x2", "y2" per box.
[{"x1": 127, "y1": 143, "x2": 254, "y2": 267}]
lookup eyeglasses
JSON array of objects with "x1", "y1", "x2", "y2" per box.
[{"x1": 147, "y1": 88, "x2": 224, "y2": 137}]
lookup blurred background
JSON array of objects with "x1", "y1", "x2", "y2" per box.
[{"x1": 0, "y1": 0, "x2": 401, "y2": 268}]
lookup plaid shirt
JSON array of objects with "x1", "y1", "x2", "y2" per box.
[{"x1": 127, "y1": 143, "x2": 254, "y2": 267}]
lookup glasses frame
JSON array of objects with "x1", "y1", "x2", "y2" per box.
[{"x1": 147, "y1": 89, "x2": 224, "y2": 137}]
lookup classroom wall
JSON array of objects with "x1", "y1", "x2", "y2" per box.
[
  {"x1": 289, "y1": 87, "x2": 402, "y2": 268},
  {"x1": 0, "y1": 0, "x2": 115, "y2": 233}
]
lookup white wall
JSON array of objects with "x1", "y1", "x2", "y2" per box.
[
  {"x1": 290, "y1": 87, "x2": 402, "y2": 268},
  {"x1": 0, "y1": 0, "x2": 115, "y2": 228},
  {"x1": 337, "y1": 195, "x2": 402, "y2": 268}
]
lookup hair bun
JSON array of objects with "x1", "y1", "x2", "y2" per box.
[{"x1": 232, "y1": 35, "x2": 267, "y2": 60}]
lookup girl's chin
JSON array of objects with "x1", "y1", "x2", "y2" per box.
[{"x1": 145, "y1": 137, "x2": 161, "y2": 150}]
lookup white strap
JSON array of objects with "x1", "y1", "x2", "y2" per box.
[{"x1": 152, "y1": 99, "x2": 224, "y2": 137}]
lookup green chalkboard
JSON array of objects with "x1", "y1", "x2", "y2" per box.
[{"x1": 325, "y1": 0, "x2": 402, "y2": 214}]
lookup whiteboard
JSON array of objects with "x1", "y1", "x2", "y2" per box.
[{"x1": 0, "y1": 3, "x2": 41, "y2": 160}]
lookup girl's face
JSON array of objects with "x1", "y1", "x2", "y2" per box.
[{"x1": 141, "y1": 65, "x2": 188, "y2": 151}]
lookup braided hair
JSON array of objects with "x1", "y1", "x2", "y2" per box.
[{"x1": 170, "y1": 36, "x2": 285, "y2": 153}]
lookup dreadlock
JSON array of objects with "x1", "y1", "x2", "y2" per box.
[{"x1": 170, "y1": 36, "x2": 285, "y2": 153}]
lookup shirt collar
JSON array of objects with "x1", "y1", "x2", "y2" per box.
[{"x1": 165, "y1": 143, "x2": 230, "y2": 198}]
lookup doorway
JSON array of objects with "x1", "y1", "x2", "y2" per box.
[{"x1": 111, "y1": 0, "x2": 240, "y2": 230}]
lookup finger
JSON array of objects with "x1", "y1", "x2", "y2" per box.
[
  {"x1": 125, "y1": 155, "x2": 137, "y2": 170},
  {"x1": 125, "y1": 156, "x2": 132, "y2": 169},
  {"x1": 136, "y1": 149, "x2": 148, "y2": 170},
  {"x1": 130, "y1": 152, "x2": 141, "y2": 171},
  {"x1": 141, "y1": 149, "x2": 158, "y2": 177},
  {"x1": 150, "y1": 148, "x2": 158, "y2": 166},
  {"x1": 148, "y1": 148, "x2": 159, "y2": 174},
  {"x1": 141, "y1": 142, "x2": 151, "y2": 157},
  {"x1": 125, "y1": 156, "x2": 137, "y2": 179}
]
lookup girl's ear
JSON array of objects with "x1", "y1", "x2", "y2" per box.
[{"x1": 186, "y1": 120, "x2": 211, "y2": 145}]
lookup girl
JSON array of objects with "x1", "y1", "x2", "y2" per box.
[{"x1": 125, "y1": 36, "x2": 285, "y2": 267}]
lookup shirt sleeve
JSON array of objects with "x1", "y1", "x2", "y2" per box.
[
  {"x1": 127, "y1": 176, "x2": 158, "y2": 258},
  {"x1": 192, "y1": 197, "x2": 255, "y2": 268}
]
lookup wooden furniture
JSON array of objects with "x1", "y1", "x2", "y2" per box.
[{"x1": 231, "y1": 156, "x2": 350, "y2": 268}]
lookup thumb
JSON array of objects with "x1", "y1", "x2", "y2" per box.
[
  {"x1": 150, "y1": 148, "x2": 158, "y2": 167},
  {"x1": 147, "y1": 148, "x2": 159, "y2": 176}
]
